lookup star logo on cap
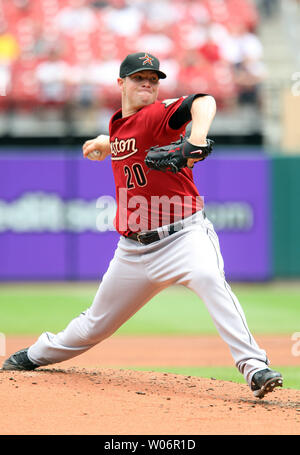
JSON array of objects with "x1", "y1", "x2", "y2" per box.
[{"x1": 139, "y1": 53, "x2": 154, "y2": 66}]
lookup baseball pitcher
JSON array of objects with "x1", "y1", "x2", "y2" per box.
[{"x1": 3, "y1": 52, "x2": 283, "y2": 399}]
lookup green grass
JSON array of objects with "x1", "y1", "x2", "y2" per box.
[
  {"x1": 0, "y1": 281, "x2": 299, "y2": 335},
  {"x1": 127, "y1": 366, "x2": 300, "y2": 390},
  {"x1": 1, "y1": 282, "x2": 299, "y2": 390}
]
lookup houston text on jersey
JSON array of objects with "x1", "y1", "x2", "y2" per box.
[{"x1": 110, "y1": 137, "x2": 138, "y2": 160}]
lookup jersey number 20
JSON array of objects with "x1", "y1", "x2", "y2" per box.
[{"x1": 124, "y1": 163, "x2": 147, "y2": 188}]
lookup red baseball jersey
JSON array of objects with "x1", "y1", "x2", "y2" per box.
[{"x1": 109, "y1": 97, "x2": 204, "y2": 236}]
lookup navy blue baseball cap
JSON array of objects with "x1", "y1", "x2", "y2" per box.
[{"x1": 119, "y1": 52, "x2": 167, "y2": 79}]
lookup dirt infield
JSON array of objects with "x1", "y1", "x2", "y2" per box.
[{"x1": 1, "y1": 335, "x2": 300, "y2": 435}]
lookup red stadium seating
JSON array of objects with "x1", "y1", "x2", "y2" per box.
[
  {"x1": 1, "y1": 0, "x2": 261, "y2": 109},
  {"x1": 9, "y1": 58, "x2": 40, "y2": 107}
]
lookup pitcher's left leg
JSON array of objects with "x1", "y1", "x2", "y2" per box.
[{"x1": 182, "y1": 221, "x2": 279, "y2": 390}]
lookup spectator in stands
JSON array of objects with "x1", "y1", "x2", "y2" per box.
[
  {"x1": 68, "y1": 53, "x2": 120, "y2": 107},
  {"x1": 198, "y1": 27, "x2": 222, "y2": 63},
  {"x1": 174, "y1": 0, "x2": 210, "y2": 26},
  {"x1": 102, "y1": 0, "x2": 144, "y2": 38},
  {"x1": 91, "y1": 0, "x2": 110, "y2": 8},
  {"x1": 31, "y1": 24, "x2": 60, "y2": 59},
  {"x1": 89, "y1": 53, "x2": 120, "y2": 93},
  {"x1": 177, "y1": 49, "x2": 211, "y2": 94},
  {"x1": 66, "y1": 56, "x2": 97, "y2": 107},
  {"x1": 0, "y1": 23, "x2": 20, "y2": 64},
  {"x1": 177, "y1": 46, "x2": 237, "y2": 108},
  {"x1": 219, "y1": 22, "x2": 263, "y2": 66},
  {"x1": 139, "y1": 0, "x2": 181, "y2": 28},
  {"x1": 226, "y1": 23, "x2": 265, "y2": 106},
  {"x1": 233, "y1": 55, "x2": 266, "y2": 106},
  {"x1": 56, "y1": 0, "x2": 98, "y2": 36},
  {"x1": 35, "y1": 47, "x2": 72, "y2": 103},
  {"x1": 135, "y1": 22, "x2": 174, "y2": 60},
  {"x1": 256, "y1": 0, "x2": 280, "y2": 18},
  {"x1": 0, "y1": 23, "x2": 20, "y2": 98},
  {"x1": 12, "y1": 0, "x2": 31, "y2": 12},
  {"x1": 157, "y1": 56, "x2": 180, "y2": 98}
]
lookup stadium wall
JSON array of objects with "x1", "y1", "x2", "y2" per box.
[
  {"x1": 0, "y1": 148, "x2": 298, "y2": 281},
  {"x1": 271, "y1": 156, "x2": 300, "y2": 277}
]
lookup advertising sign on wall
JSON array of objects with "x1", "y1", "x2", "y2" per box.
[{"x1": 0, "y1": 151, "x2": 270, "y2": 281}]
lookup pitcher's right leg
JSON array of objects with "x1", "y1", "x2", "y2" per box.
[{"x1": 26, "y1": 252, "x2": 162, "y2": 367}]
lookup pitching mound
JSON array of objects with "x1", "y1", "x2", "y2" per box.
[
  {"x1": 0, "y1": 367, "x2": 299, "y2": 435},
  {"x1": 1, "y1": 335, "x2": 299, "y2": 435}
]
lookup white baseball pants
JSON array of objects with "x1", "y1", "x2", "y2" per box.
[{"x1": 28, "y1": 210, "x2": 269, "y2": 387}]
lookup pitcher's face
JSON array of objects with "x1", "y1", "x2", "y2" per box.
[{"x1": 118, "y1": 70, "x2": 160, "y2": 113}]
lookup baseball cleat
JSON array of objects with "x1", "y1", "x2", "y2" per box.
[
  {"x1": 251, "y1": 368, "x2": 283, "y2": 399},
  {"x1": 2, "y1": 348, "x2": 38, "y2": 371}
]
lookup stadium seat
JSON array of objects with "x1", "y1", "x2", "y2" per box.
[
  {"x1": 9, "y1": 58, "x2": 40, "y2": 107},
  {"x1": 3, "y1": 0, "x2": 262, "y2": 111}
]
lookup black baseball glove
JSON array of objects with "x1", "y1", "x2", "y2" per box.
[{"x1": 144, "y1": 136, "x2": 214, "y2": 174}]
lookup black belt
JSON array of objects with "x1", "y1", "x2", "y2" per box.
[{"x1": 125, "y1": 211, "x2": 206, "y2": 246}]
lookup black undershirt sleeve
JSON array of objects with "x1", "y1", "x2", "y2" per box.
[{"x1": 168, "y1": 93, "x2": 209, "y2": 130}]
